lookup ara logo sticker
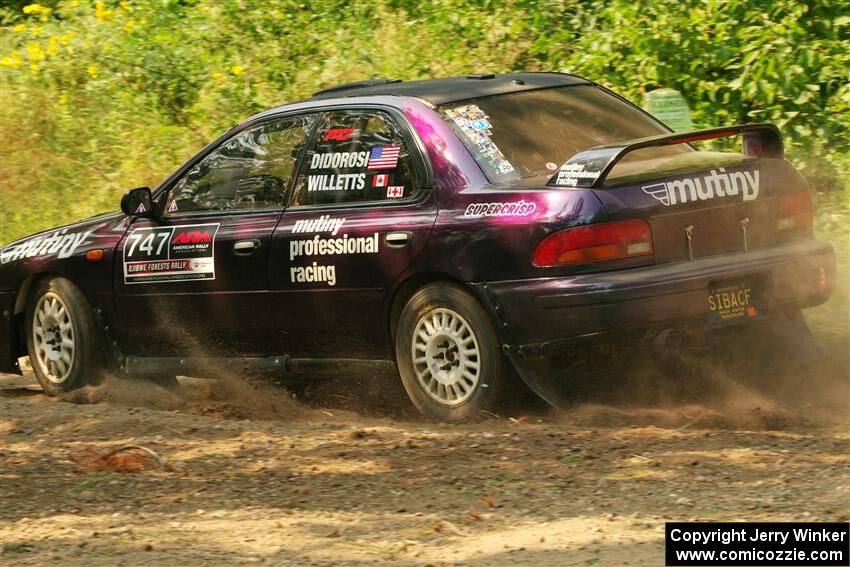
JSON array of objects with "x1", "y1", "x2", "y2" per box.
[
  {"x1": 642, "y1": 168, "x2": 760, "y2": 206},
  {"x1": 171, "y1": 230, "x2": 212, "y2": 245},
  {"x1": 386, "y1": 186, "x2": 404, "y2": 199},
  {"x1": 135, "y1": 203, "x2": 147, "y2": 214},
  {"x1": 372, "y1": 174, "x2": 388, "y2": 187},
  {"x1": 167, "y1": 200, "x2": 178, "y2": 213},
  {"x1": 322, "y1": 128, "x2": 356, "y2": 142}
]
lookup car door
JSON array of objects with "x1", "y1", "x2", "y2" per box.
[
  {"x1": 270, "y1": 108, "x2": 437, "y2": 358},
  {"x1": 114, "y1": 113, "x2": 316, "y2": 357}
]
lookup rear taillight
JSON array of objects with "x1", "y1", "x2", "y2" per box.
[
  {"x1": 533, "y1": 219, "x2": 653, "y2": 267},
  {"x1": 777, "y1": 192, "x2": 812, "y2": 233}
]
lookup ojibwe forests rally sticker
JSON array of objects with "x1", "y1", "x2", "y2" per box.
[{"x1": 123, "y1": 223, "x2": 219, "y2": 284}]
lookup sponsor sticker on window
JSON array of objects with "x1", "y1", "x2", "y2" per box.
[{"x1": 443, "y1": 104, "x2": 515, "y2": 176}]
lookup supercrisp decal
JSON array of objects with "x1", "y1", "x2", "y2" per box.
[
  {"x1": 463, "y1": 200, "x2": 537, "y2": 218},
  {"x1": 642, "y1": 168, "x2": 760, "y2": 206}
]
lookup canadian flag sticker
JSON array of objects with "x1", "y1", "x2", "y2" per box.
[
  {"x1": 372, "y1": 174, "x2": 388, "y2": 187},
  {"x1": 386, "y1": 186, "x2": 404, "y2": 199}
]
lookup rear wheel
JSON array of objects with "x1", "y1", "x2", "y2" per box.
[
  {"x1": 395, "y1": 283, "x2": 513, "y2": 422},
  {"x1": 25, "y1": 277, "x2": 102, "y2": 395}
]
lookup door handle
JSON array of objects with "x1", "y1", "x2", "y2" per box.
[
  {"x1": 385, "y1": 232, "x2": 412, "y2": 248},
  {"x1": 233, "y1": 239, "x2": 260, "y2": 255}
]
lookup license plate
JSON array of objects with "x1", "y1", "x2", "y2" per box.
[{"x1": 707, "y1": 279, "x2": 760, "y2": 325}]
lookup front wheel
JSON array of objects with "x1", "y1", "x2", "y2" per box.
[
  {"x1": 395, "y1": 283, "x2": 513, "y2": 422},
  {"x1": 25, "y1": 277, "x2": 102, "y2": 395}
]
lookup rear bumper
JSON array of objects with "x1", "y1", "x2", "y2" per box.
[{"x1": 476, "y1": 238, "x2": 835, "y2": 356}]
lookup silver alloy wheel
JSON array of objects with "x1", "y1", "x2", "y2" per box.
[
  {"x1": 411, "y1": 307, "x2": 481, "y2": 406},
  {"x1": 32, "y1": 292, "x2": 75, "y2": 384}
]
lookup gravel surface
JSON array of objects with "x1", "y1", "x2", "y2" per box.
[{"x1": 1, "y1": 370, "x2": 848, "y2": 566}]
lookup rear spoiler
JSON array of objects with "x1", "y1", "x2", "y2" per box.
[{"x1": 547, "y1": 123, "x2": 783, "y2": 188}]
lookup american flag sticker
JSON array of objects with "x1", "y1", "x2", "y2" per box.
[
  {"x1": 372, "y1": 174, "x2": 388, "y2": 187},
  {"x1": 368, "y1": 146, "x2": 401, "y2": 170},
  {"x1": 386, "y1": 186, "x2": 404, "y2": 199}
]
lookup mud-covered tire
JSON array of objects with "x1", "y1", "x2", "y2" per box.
[
  {"x1": 25, "y1": 277, "x2": 102, "y2": 395},
  {"x1": 395, "y1": 282, "x2": 513, "y2": 422}
]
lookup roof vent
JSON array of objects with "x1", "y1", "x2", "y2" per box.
[
  {"x1": 466, "y1": 73, "x2": 495, "y2": 80},
  {"x1": 312, "y1": 79, "x2": 402, "y2": 97}
]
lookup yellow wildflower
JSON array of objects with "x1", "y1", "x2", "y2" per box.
[
  {"x1": 30, "y1": 63, "x2": 39, "y2": 72},
  {"x1": 31, "y1": 25, "x2": 42, "y2": 37},
  {"x1": 26, "y1": 42, "x2": 45, "y2": 61},
  {"x1": 124, "y1": 19, "x2": 135, "y2": 33},
  {"x1": 71, "y1": 0, "x2": 79, "y2": 7},
  {"x1": 230, "y1": 65, "x2": 244, "y2": 76},
  {"x1": 22, "y1": 3, "x2": 51, "y2": 16},
  {"x1": 14, "y1": 23, "x2": 26, "y2": 32},
  {"x1": 119, "y1": 0, "x2": 132, "y2": 11},
  {"x1": 121, "y1": 91, "x2": 130, "y2": 97},
  {"x1": 0, "y1": 55, "x2": 22, "y2": 70},
  {"x1": 87, "y1": 65, "x2": 97, "y2": 78},
  {"x1": 211, "y1": 71, "x2": 224, "y2": 81},
  {"x1": 59, "y1": 93, "x2": 69, "y2": 104},
  {"x1": 47, "y1": 36, "x2": 59, "y2": 56},
  {"x1": 95, "y1": 2, "x2": 113, "y2": 20}
]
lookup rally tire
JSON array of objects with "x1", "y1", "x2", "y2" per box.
[
  {"x1": 25, "y1": 277, "x2": 102, "y2": 395},
  {"x1": 395, "y1": 282, "x2": 513, "y2": 422}
]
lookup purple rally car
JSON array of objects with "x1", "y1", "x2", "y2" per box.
[{"x1": 0, "y1": 73, "x2": 835, "y2": 421}]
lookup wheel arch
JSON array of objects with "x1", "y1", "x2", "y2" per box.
[
  {"x1": 10, "y1": 272, "x2": 98, "y2": 365},
  {"x1": 385, "y1": 272, "x2": 492, "y2": 356}
]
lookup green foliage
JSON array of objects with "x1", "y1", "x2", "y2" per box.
[{"x1": 1, "y1": 0, "x2": 848, "y2": 244}]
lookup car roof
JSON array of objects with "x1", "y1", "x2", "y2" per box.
[{"x1": 307, "y1": 72, "x2": 593, "y2": 106}]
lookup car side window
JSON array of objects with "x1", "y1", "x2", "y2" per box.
[
  {"x1": 291, "y1": 109, "x2": 418, "y2": 207},
  {"x1": 165, "y1": 114, "x2": 315, "y2": 215}
]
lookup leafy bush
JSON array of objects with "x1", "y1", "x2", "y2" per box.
[{"x1": 1, "y1": 0, "x2": 847, "y2": 244}]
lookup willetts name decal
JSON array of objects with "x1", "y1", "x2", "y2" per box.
[
  {"x1": 123, "y1": 223, "x2": 219, "y2": 284},
  {"x1": 642, "y1": 167, "x2": 760, "y2": 206}
]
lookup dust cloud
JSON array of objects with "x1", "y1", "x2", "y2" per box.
[
  {"x1": 60, "y1": 372, "x2": 306, "y2": 422},
  {"x1": 546, "y1": 309, "x2": 849, "y2": 431}
]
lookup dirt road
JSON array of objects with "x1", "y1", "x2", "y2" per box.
[{"x1": 1, "y1": 366, "x2": 848, "y2": 567}]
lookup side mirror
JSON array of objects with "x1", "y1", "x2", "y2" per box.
[{"x1": 121, "y1": 187, "x2": 154, "y2": 217}]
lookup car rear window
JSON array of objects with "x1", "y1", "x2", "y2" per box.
[{"x1": 439, "y1": 85, "x2": 688, "y2": 182}]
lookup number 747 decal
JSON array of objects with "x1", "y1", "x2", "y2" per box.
[{"x1": 123, "y1": 223, "x2": 219, "y2": 284}]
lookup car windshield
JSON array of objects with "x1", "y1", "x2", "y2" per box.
[{"x1": 439, "y1": 85, "x2": 688, "y2": 182}]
